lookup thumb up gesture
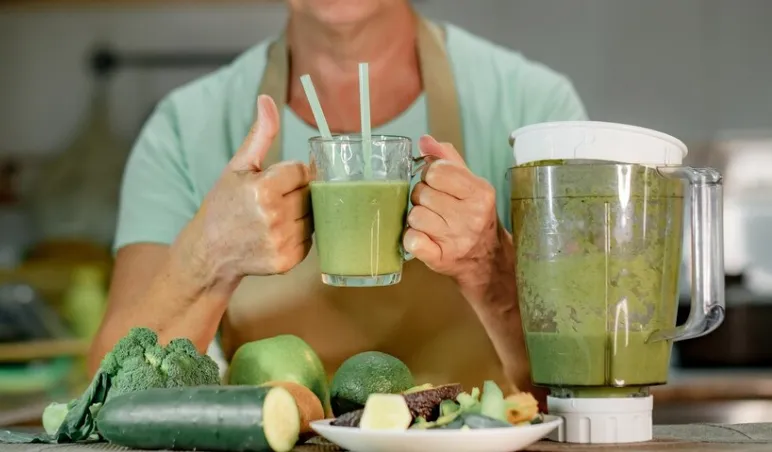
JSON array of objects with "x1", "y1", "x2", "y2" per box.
[{"x1": 193, "y1": 95, "x2": 313, "y2": 279}]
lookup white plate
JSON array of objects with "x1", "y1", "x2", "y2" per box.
[{"x1": 310, "y1": 416, "x2": 562, "y2": 452}]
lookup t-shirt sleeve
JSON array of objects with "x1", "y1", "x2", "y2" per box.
[
  {"x1": 113, "y1": 98, "x2": 199, "y2": 253},
  {"x1": 541, "y1": 76, "x2": 588, "y2": 122}
]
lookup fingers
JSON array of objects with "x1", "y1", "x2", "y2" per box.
[
  {"x1": 418, "y1": 135, "x2": 465, "y2": 165},
  {"x1": 407, "y1": 205, "x2": 449, "y2": 239},
  {"x1": 293, "y1": 215, "x2": 314, "y2": 243},
  {"x1": 278, "y1": 237, "x2": 313, "y2": 275},
  {"x1": 419, "y1": 158, "x2": 479, "y2": 200},
  {"x1": 403, "y1": 228, "x2": 442, "y2": 263},
  {"x1": 229, "y1": 95, "x2": 280, "y2": 171},
  {"x1": 284, "y1": 185, "x2": 311, "y2": 221},
  {"x1": 411, "y1": 182, "x2": 456, "y2": 221},
  {"x1": 260, "y1": 160, "x2": 311, "y2": 196}
]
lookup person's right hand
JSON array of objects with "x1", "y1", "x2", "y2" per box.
[{"x1": 184, "y1": 95, "x2": 313, "y2": 281}]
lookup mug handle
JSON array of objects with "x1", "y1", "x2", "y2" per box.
[{"x1": 401, "y1": 155, "x2": 438, "y2": 261}]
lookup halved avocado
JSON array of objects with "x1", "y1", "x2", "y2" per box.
[
  {"x1": 331, "y1": 409, "x2": 364, "y2": 428},
  {"x1": 402, "y1": 383, "x2": 464, "y2": 422}
]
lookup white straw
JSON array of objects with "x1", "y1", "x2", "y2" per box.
[
  {"x1": 359, "y1": 63, "x2": 372, "y2": 179},
  {"x1": 300, "y1": 74, "x2": 332, "y2": 139}
]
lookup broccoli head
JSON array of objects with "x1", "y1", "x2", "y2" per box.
[
  {"x1": 38, "y1": 327, "x2": 221, "y2": 443},
  {"x1": 103, "y1": 327, "x2": 221, "y2": 399}
]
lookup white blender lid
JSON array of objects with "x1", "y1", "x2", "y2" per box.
[{"x1": 510, "y1": 121, "x2": 688, "y2": 167}]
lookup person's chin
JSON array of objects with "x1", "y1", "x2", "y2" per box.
[{"x1": 294, "y1": 0, "x2": 400, "y2": 27}]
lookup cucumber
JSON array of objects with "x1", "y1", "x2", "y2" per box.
[
  {"x1": 480, "y1": 381, "x2": 506, "y2": 422},
  {"x1": 96, "y1": 385, "x2": 299, "y2": 452},
  {"x1": 462, "y1": 413, "x2": 512, "y2": 429},
  {"x1": 439, "y1": 400, "x2": 460, "y2": 417},
  {"x1": 437, "y1": 417, "x2": 465, "y2": 429}
]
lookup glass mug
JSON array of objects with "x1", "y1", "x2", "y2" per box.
[{"x1": 309, "y1": 135, "x2": 428, "y2": 287}]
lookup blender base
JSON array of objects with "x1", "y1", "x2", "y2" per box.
[{"x1": 547, "y1": 395, "x2": 653, "y2": 444}]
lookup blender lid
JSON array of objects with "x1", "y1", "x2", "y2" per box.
[{"x1": 510, "y1": 121, "x2": 688, "y2": 167}]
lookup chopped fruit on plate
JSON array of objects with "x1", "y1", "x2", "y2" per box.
[
  {"x1": 505, "y1": 392, "x2": 540, "y2": 425},
  {"x1": 330, "y1": 379, "x2": 544, "y2": 431},
  {"x1": 359, "y1": 394, "x2": 412, "y2": 431}
]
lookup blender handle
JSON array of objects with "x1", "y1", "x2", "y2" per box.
[{"x1": 649, "y1": 166, "x2": 726, "y2": 343}]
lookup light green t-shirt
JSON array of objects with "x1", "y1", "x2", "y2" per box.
[{"x1": 114, "y1": 23, "x2": 587, "y2": 251}]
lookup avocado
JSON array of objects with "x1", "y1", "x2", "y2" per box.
[
  {"x1": 403, "y1": 383, "x2": 433, "y2": 394},
  {"x1": 330, "y1": 351, "x2": 415, "y2": 417},
  {"x1": 331, "y1": 409, "x2": 364, "y2": 428},
  {"x1": 402, "y1": 383, "x2": 464, "y2": 421}
]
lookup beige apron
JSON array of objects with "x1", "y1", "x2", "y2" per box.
[{"x1": 221, "y1": 16, "x2": 509, "y2": 393}]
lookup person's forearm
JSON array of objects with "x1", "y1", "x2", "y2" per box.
[
  {"x1": 457, "y1": 225, "x2": 534, "y2": 392},
  {"x1": 88, "y1": 220, "x2": 240, "y2": 375}
]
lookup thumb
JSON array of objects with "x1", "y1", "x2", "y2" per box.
[
  {"x1": 229, "y1": 95, "x2": 280, "y2": 171},
  {"x1": 418, "y1": 135, "x2": 466, "y2": 166}
]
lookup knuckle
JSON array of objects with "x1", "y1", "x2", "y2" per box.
[
  {"x1": 274, "y1": 249, "x2": 301, "y2": 274},
  {"x1": 275, "y1": 160, "x2": 310, "y2": 181},
  {"x1": 274, "y1": 258, "x2": 293, "y2": 274},
  {"x1": 411, "y1": 183, "x2": 425, "y2": 204},
  {"x1": 254, "y1": 183, "x2": 277, "y2": 206},
  {"x1": 267, "y1": 227, "x2": 286, "y2": 248},
  {"x1": 458, "y1": 237, "x2": 475, "y2": 253},
  {"x1": 424, "y1": 165, "x2": 440, "y2": 186},
  {"x1": 263, "y1": 207, "x2": 282, "y2": 228},
  {"x1": 479, "y1": 185, "x2": 496, "y2": 206},
  {"x1": 407, "y1": 207, "x2": 422, "y2": 228},
  {"x1": 469, "y1": 214, "x2": 488, "y2": 232}
]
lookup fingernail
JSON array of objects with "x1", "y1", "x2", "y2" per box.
[{"x1": 403, "y1": 234, "x2": 418, "y2": 253}]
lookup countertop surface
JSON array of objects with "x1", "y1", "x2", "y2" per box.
[
  {"x1": 5, "y1": 368, "x2": 772, "y2": 451},
  {"x1": 652, "y1": 368, "x2": 772, "y2": 403},
  {"x1": 5, "y1": 423, "x2": 772, "y2": 452}
]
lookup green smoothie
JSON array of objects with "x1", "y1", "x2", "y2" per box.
[
  {"x1": 525, "y1": 331, "x2": 671, "y2": 390},
  {"x1": 510, "y1": 163, "x2": 684, "y2": 393},
  {"x1": 311, "y1": 180, "x2": 410, "y2": 277}
]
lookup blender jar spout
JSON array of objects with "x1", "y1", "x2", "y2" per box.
[{"x1": 649, "y1": 166, "x2": 726, "y2": 343}]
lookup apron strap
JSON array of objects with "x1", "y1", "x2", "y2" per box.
[
  {"x1": 416, "y1": 18, "x2": 465, "y2": 157},
  {"x1": 258, "y1": 33, "x2": 288, "y2": 165}
]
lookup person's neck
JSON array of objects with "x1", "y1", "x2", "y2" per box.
[{"x1": 287, "y1": 4, "x2": 422, "y2": 133}]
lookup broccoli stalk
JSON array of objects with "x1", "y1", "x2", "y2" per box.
[{"x1": 0, "y1": 327, "x2": 221, "y2": 444}]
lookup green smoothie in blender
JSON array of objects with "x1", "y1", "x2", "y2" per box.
[{"x1": 511, "y1": 163, "x2": 684, "y2": 395}]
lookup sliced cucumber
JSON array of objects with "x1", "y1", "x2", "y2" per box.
[
  {"x1": 462, "y1": 413, "x2": 512, "y2": 429},
  {"x1": 438, "y1": 417, "x2": 465, "y2": 429},
  {"x1": 262, "y1": 386, "x2": 302, "y2": 452},
  {"x1": 439, "y1": 400, "x2": 460, "y2": 417},
  {"x1": 480, "y1": 380, "x2": 506, "y2": 422}
]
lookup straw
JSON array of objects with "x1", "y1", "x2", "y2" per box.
[
  {"x1": 358, "y1": 62, "x2": 373, "y2": 179},
  {"x1": 299, "y1": 74, "x2": 332, "y2": 139}
]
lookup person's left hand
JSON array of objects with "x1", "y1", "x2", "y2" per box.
[{"x1": 403, "y1": 135, "x2": 508, "y2": 292}]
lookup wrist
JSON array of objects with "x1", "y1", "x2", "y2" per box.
[
  {"x1": 171, "y1": 216, "x2": 243, "y2": 301},
  {"x1": 457, "y1": 224, "x2": 517, "y2": 311}
]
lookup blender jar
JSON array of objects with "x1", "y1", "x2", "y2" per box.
[
  {"x1": 512, "y1": 163, "x2": 684, "y2": 395},
  {"x1": 509, "y1": 121, "x2": 725, "y2": 443}
]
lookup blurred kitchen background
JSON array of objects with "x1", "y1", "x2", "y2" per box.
[{"x1": 1, "y1": 0, "x2": 771, "y2": 428}]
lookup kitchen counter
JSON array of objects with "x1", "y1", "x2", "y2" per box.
[
  {"x1": 654, "y1": 368, "x2": 772, "y2": 403},
  {"x1": 5, "y1": 423, "x2": 772, "y2": 452}
]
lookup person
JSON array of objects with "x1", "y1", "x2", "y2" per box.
[{"x1": 91, "y1": 0, "x2": 587, "y2": 401}]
